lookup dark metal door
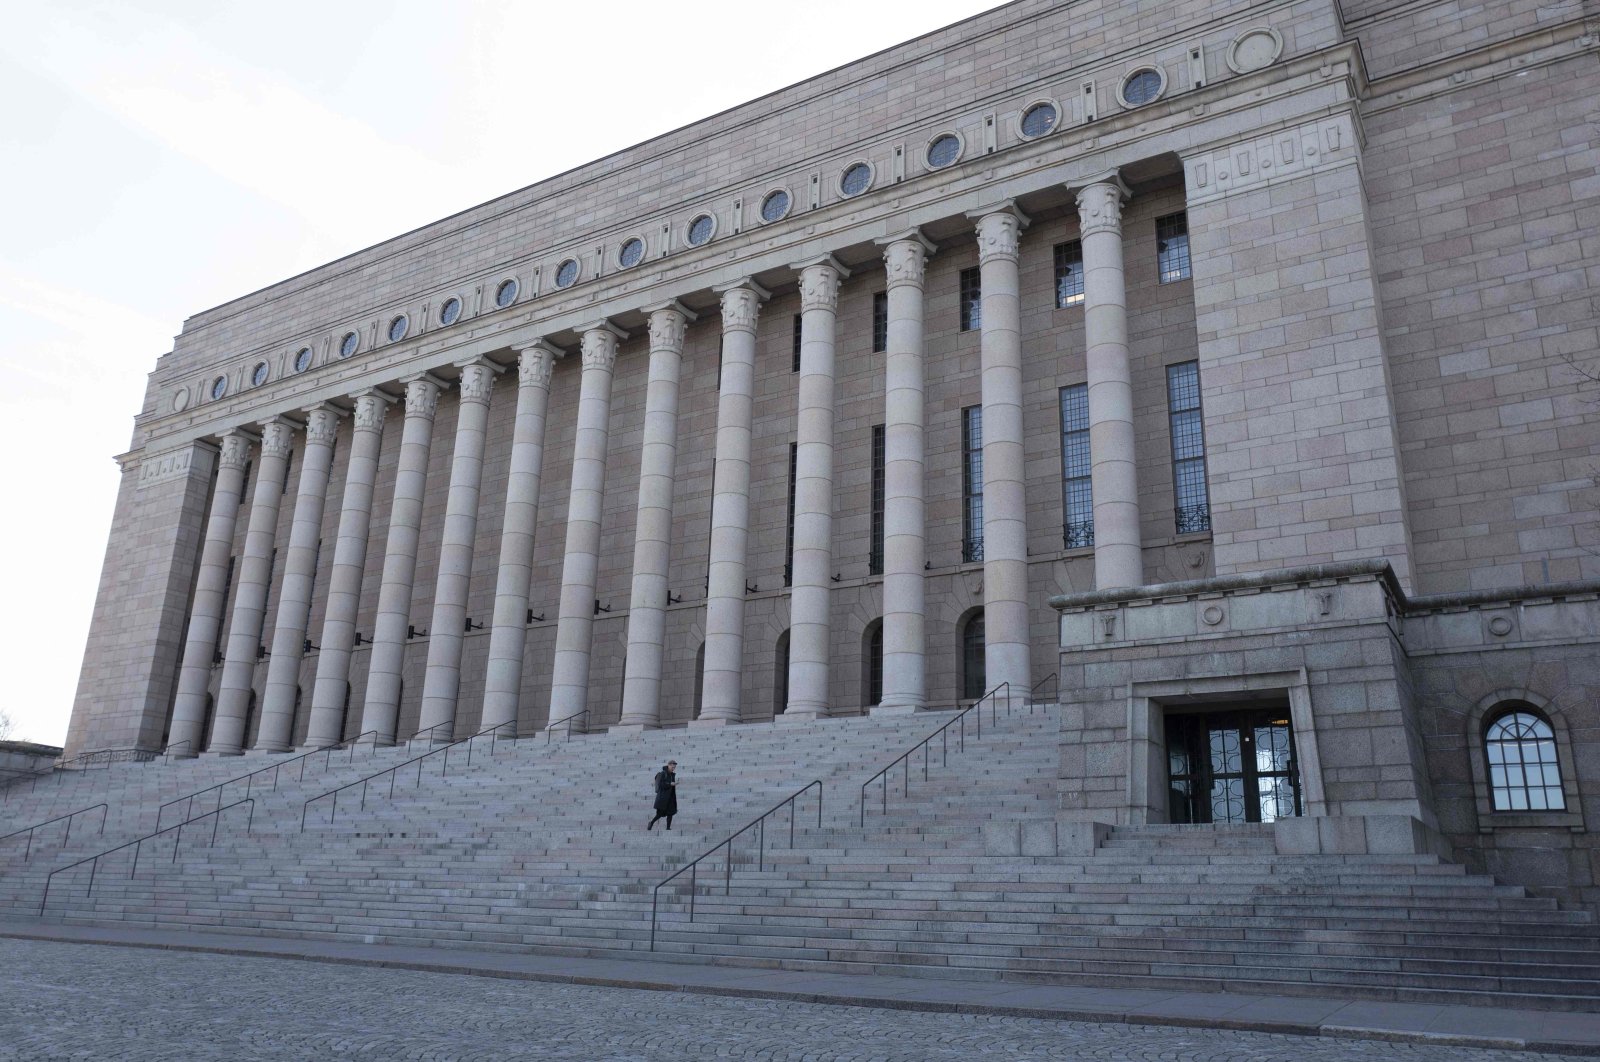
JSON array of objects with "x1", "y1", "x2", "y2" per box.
[{"x1": 1166, "y1": 710, "x2": 1301, "y2": 824}]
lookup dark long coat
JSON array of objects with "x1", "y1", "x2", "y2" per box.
[{"x1": 653, "y1": 768, "x2": 678, "y2": 816}]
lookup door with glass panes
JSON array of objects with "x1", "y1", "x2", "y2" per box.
[{"x1": 1165, "y1": 709, "x2": 1301, "y2": 824}]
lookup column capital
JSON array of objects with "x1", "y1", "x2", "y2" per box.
[
  {"x1": 1075, "y1": 175, "x2": 1132, "y2": 238},
  {"x1": 218, "y1": 429, "x2": 256, "y2": 470},
  {"x1": 580, "y1": 322, "x2": 626, "y2": 372},
  {"x1": 401, "y1": 372, "x2": 447, "y2": 419},
  {"x1": 257, "y1": 416, "x2": 299, "y2": 459},
  {"x1": 301, "y1": 403, "x2": 344, "y2": 446},
  {"x1": 349, "y1": 388, "x2": 397, "y2": 432},
  {"x1": 645, "y1": 300, "x2": 696, "y2": 350},
  {"x1": 879, "y1": 230, "x2": 937, "y2": 290},
  {"x1": 968, "y1": 203, "x2": 1031, "y2": 266},
  {"x1": 454, "y1": 356, "x2": 507, "y2": 406},
  {"x1": 516, "y1": 342, "x2": 561, "y2": 389},
  {"x1": 715, "y1": 278, "x2": 771, "y2": 334},
  {"x1": 793, "y1": 254, "x2": 850, "y2": 314}
]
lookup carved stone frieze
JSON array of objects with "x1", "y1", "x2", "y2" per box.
[
  {"x1": 1182, "y1": 114, "x2": 1358, "y2": 206},
  {"x1": 136, "y1": 446, "x2": 196, "y2": 490}
]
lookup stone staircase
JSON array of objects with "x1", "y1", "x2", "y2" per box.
[{"x1": 3, "y1": 703, "x2": 1597, "y2": 1012}]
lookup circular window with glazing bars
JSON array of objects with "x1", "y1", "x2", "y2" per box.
[
  {"x1": 339, "y1": 331, "x2": 359, "y2": 358},
  {"x1": 1020, "y1": 101, "x2": 1058, "y2": 139},
  {"x1": 686, "y1": 213, "x2": 716, "y2": 247},
  {"x1": 251, "y1": 362, "x2": 270, "y2": 387},
  {"x1": 210, "y1": 375, "x2": 228, "y2": 400},
  {"x1": 839, "y1": 162, "x2": 873, "y2": 198},
  {"x1": 618, "y1": 237, "x2": 645, "y2": 269},
  {"x1": 294, "y1": 347, "x2": 313, "y2": 373},
  {"x1": 1119, "y1": 67, "x2": 1165, "y2": 108},
  {"x1": 388, "y1": 315, "x2": 409, "y2": 343},
  {"x1": 760, "y1": 189, "x2": 791, "y2": 224},
  {"x1": 926, "y1": 133, "x2": 962, "y2": 169},
  {"x1": 439, "y1": 296, "x2": 462, "y2": 326},
  {"x1": 495, "y1": 278, "x2": 519, "y2": 308},
  {"x1": 554, "y1": 259, "x2": 579, "y2": 289}
]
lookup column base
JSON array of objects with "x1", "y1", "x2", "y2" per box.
[
  {"x1": 687, "y1": 716, "x2": 738, "y2": 729},
  {"x1": 870, "y1": 700, "x2": 924, "y2": 717},
  {"x1": 607, "y1": 723, "x2": 658, "y2": 738}
]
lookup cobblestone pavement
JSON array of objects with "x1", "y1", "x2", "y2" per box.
[{"x1": 0, "y1": 938, "x2": 1588, "y2": 1061}]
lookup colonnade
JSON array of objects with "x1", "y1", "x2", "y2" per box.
[{"x1": 165, "y1": 180, "x2": 1142, "y2": 754}]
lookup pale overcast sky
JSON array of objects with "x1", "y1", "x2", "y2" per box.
[{"x1": 0, "y1": 0, "x2": 1003, "y2": 747}]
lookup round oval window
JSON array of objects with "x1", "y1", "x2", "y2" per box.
[{"x1": 495, "y1": 279, "x2": 518, "y2": 308}]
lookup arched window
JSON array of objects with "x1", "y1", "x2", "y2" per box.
[
  {"x1": 1485, "y1": 708, "x2": 1566, "y2": 811},
  {"x1": 693, "y1": 642, "x2": 706, "y2": 720},
  {"x1": 862, "y1": 620, "x2": 883, "y2": 708},
  {"x1": 774, "y1": 631, "x2": 790, "y2": 716},
  {"x1": 960, "y1": 609, "x2": 986, "y2": 700}
]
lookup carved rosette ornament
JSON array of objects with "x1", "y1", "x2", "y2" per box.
[
  {"x1": 304, "y1": 407, "x2": 340, "y2": 447},
  {"x1": 404, "y1": 376, "x2": 441, "y2": 419},
  {"x1": 259, "y1": 419, "x2": 295, "y2": 460},
  {"x1": 1076, "y1": 181, "x2": 1127, "y2": 238},
  {"x1": 218, "y1": 431, "x2": 252, "y2": 471},
  {"x1": 581, "y1": 328, "x2": 619, "y2": 373},
  {"x1": 517, "y1": 345, "x2": 555, "y2": 389},
  {"x1": 883, "y1": 239, "x2": 929, "y2": 290},
  {"x1": 353, "y1": 392, "x2": 386, "y2": 432},
  {"x1": 648, "y1": 307, "x2": 688, "y2": 352},
  {"x1": 719, "y1": 285, "x2": 762, "y2": 334},
  {"x1": 458, "y1": 362, "x2": 497, "y2": 406},
  {"x1": 975, "y1": 211, "x2": 1023, "y2": 265},
  {"x1": 799, "y1": 263, "x2": 843, "y2": 314}
]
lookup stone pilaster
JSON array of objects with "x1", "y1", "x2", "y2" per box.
[
  {"x1": 360, "y1": 374, "x2": 442, "y2": 745},
  {"x1": 304, "y1": 389, "x2": 393, "y2": 748},
  {"x1": 417, "y1": 358, "x2": 505, "y2": 739},
  {"x1": 166, "y1": 430, "x2": 254, "y2": 755},
  {"x1": 481, "y1": 344, "x2": 558, "y2": 734},
  {"x1": 699, "y1": 280, "x2": 769, "y2": 726},
  {"x1": 873, "y1": 231, "x2": 936, "y2": 715},
  {"x1": 971, "y1": 205, "x2": 1032, "y2": 697},
  {"x1": 547, "y1": 324, "x2": 625, "y2": 733},
  {"x1": 256, "y1": 404, "x2": 342, "y2": 752},
  {"x1": 617, "y1": 302, "x2": 694, "y2": 731},
  {"x1": 1077, "y1": 177, "x2": 1143, "y2": 591},
  {"x1": 784, "y1": 257, "x2": 848, "y2": 721},
  {"x1": 210, "y1": 417, "x2": 297, "y2": 754}
]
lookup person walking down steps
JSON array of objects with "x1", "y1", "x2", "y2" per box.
[{"x1": 648, "y1": 760, "x2": 678, "y2": 830}]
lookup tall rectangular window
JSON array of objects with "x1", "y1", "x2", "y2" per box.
[
  {"x1": 869, "y1": 424, "x2": 886, "y2": 575},
  {"x1": 784, "y1": 442, "x2": 797, "y2": 586},
  {"x1": 1167, "y1": 361, "x2": 1211, "y2": 534},
  {"x1": 871, "y1": 291, "x2": 888, "y2": 353},
  {"x1": 791, "y1": 313, "x2": 802, "y2": 373},
  {"x1": 961, "y1": 406, "x2": 984, "y2": 563},
  {"x1": 1054, "y1": 240, "x2": 1084, "y2": 308},
  {"x1": 281, "y1": 449, "x2": 294, "y2": 495},
  {"x1": 219, "y1": 556, "x2": 237, "y2": 638},
  {"x1": 959, "y1": 267, "x2": 982, "y2": 331},
  {"x1": 1156, "y1": 212, "x2": 1192, "y2": 283},
  {"x1": 1060, "y1": 385, "x2": 1094, "y2": 549},
  {"x1": 238, "y1": 461, "x2": 253, "y2": 509}
]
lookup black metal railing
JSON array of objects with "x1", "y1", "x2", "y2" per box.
[
  {"x1": 300, "y1": 720, "x2": 519, "y2": 830},
  {"x1": 650, "y1": 780, "x2": 822, "y2": 950},
  {"x1": 858, "y1": 681, "x2": 1013, "y2": 827},
  {"x1": 544, "y1": 710, "x2": 589, "y2": 745},
  {"x1": 407, "y1": 720, "x2": 456, "y2": 747},
  {"x1": 1029, "y1": 672, "x2": 1059, "y2": 707},
  {"x1": 0, "y1": 804, "x2": 107, "y2": 861},
  {"x1": 0, "y1": 747, "x2": 158, "y2": 801},
  {"x1": 155, "y1": 730, "x2": 382, "y2": 832},
  {"x1": 160, "y1": 739, "x2": 195, "y2": 761},
  {"x1": 39, "y1": 798, "x2": 255, "y2": 915}
]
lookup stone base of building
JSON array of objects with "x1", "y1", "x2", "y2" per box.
[
  {"x1": 869, "y1": 701, "x2": 924, "y2": 717},
  {"x1": 686, "y1": 716, "x2": 738, "y2": 729}
]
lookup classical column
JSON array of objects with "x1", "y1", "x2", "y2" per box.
[
  {"x1": 256, "y1": 404, "x2": 342, "y2": 752},
  {"x1": 360, "y1": 373, "x2": 443, "y2": 745},
  {"x1": 1077, "y1": 177, "x2": 1143, "y2": 590},
  {"x1": 417, "y1": 358, "x2": 505, "y2": 738},
  {"x1": 209, "y1": 416, "x2": 297, "y2": 755},
  {"x1": 616, "y1": 302, "x2": 694, "y2": 731},
  {"x1": 874, "y1": 231, "x2": 935, "y2": 714},
  {"x1": 481, "y1": 343, "x2": 558, "y2": 734},
  {"x1": 546, "y1": 323, "x2": 625, "y2": 732},
  {"x1": 167, "y1": 429, "x2": 255, "y2": 755},
  {"x1": 698, "y1": 280, "x2": 768, "y2": 726},
  {"x1": 304, "y1": 389, "x2": 394, "y2": 748},
  {"x1": 783, "y1": 257, "x2": 847, "y2": 721},
  {"x1": 972, "y1": 205, "x2": 1032, "y2": 697}
]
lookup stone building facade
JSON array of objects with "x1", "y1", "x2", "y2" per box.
[{"x1": 66, "y1": 0, "x2": 1599, "y2": 905}]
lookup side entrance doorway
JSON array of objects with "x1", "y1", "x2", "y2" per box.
[{"x1": 1165, "y1": 708, "x2": 1302, "y2": 824}]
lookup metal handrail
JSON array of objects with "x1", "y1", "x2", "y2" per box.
[
  {"x1": 858, "y1": 681, "x2": 1011, "y2": 827},
  {"x1": 155, "y1": 730, "x2": 382, "y2": 832},
  {"x1": 39, "y1": 798, "x2": 255, "y2": 915},
  {"x1": 0, "y1": 747, "x2": 157, "y2": 801},
  {"x1": 544, "y1": 709, "x2": 590, "y2": 744},
  {"x1": 650, "y1": 780, "x2": 823, "y2": 950},
  {"x1": 160, "y1": 739, "x2": 194, "y2": 761},
  {"x1": 407, "y1": 720, "x2": 456, "y2": 746},
  {"x1": 300, "y1": 720, "x2": 520, "y2": 830},
  {"x1": 1029, "y1": 672, "x2": 1059, "y2": 707},
  {"x1": 0, "y1": 804, "x2": 108, "y2": 861}
]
